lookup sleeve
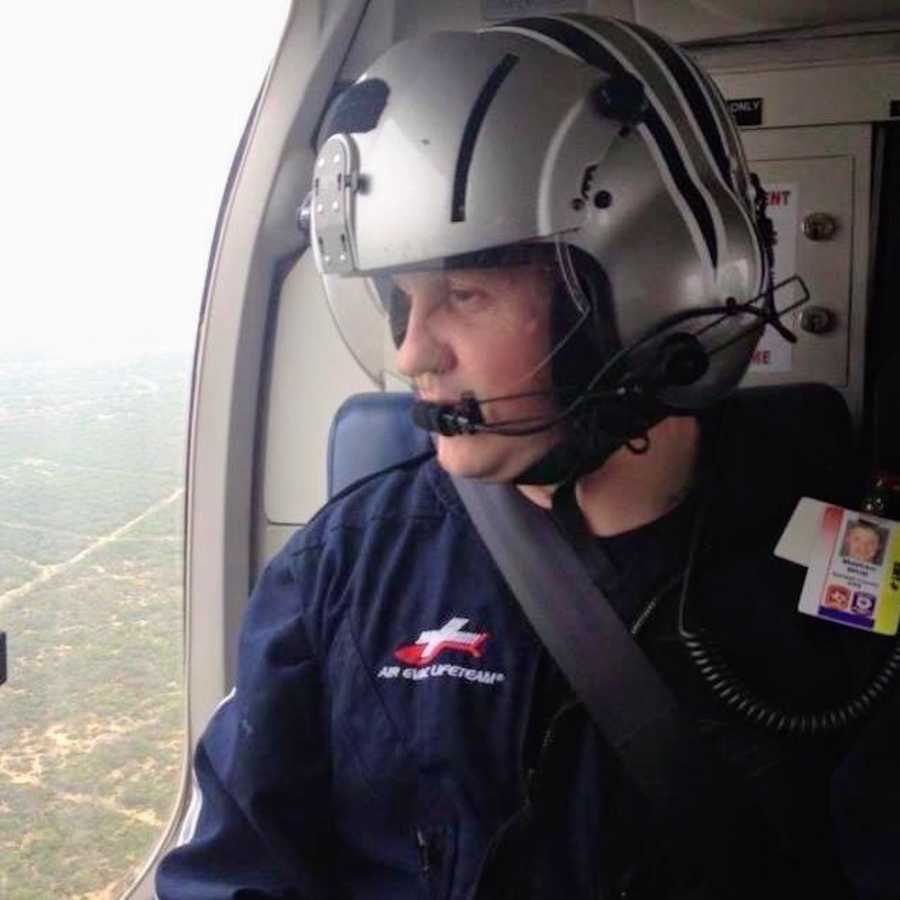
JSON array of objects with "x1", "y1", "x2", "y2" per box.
[{"x1": 155, "y1": 547, "x2": 335, "y2": 900}]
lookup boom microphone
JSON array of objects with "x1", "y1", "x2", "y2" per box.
[
  {"x1": 411, "y1": 393, "x2": 485, "y2": 436},
  {"x1": 407, "y1": 275, "x2": 810, "y2": 440}
]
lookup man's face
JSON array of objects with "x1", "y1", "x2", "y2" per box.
[
  {"x1": 391, "y1": 264, "x2": 565, "y2": 481},
  {"x1": 845, "y1": 525, "x2": 880, "y2": 564}
]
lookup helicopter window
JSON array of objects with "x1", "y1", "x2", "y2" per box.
[{"x1": 0, "y1": 4, "x2": 287, "y2": 897}]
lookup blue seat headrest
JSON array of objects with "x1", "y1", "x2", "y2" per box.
[{"x1": 327, "y1": 392, "x2": 433, "y2": 498}]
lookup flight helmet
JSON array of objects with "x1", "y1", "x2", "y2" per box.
[{"x1": 306, "y1": 14, "x2": 780, "y2": 482}]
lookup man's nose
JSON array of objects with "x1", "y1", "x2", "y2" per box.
[{"x1": 394, "y1": 298, "x2": 453, "y2": 378}]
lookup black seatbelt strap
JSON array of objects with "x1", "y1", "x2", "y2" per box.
[{"x1": 452, "y1": 475, "x2": 733, "y2": 844}]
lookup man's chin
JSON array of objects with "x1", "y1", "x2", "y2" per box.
[{"x1": 434, "y1": 434, "x2": 530, "y2": 483}]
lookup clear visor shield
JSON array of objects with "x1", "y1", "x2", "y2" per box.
[{"x1": 319, "y1": 239, "x2": 591, "y2": 422}]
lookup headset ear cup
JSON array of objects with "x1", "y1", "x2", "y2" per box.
[
  {"x1": 655, "y1": 333, "x2": 709, "y2": 387},
  {"x1": 550, "y1": 248, "x2": 620, "y2": 404}
]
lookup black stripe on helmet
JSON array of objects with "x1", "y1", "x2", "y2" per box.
[
  {"x1": 682, "y1": 53, "x2": 769, "y2": 292},
  {"x1": 506, "y1": 16, "x2": 718, "y2": 271},
  {"x1": 452, "y1": 53, "x2": 519, "y2": 223},
  {"x1": 618, "y1": 20, "x2": 733, "y2": 193}
]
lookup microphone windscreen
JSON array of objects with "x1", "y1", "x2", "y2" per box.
[{"x1": 411, "y1": 400, "x2": 447, "y2": 435}]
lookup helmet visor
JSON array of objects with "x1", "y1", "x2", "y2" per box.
[{"x1": 320, "y1": 238, "x2": 592, "y2": 422}]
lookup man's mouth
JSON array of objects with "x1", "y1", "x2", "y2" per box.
[{"x1": 414, "y1": 386, "x2": 473, "y2": 407}]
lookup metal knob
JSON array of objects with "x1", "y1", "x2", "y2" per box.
[
  {"x1": 798, "y1": 305, "x2": 835, "y2": 335},
  {"x1": 802, "y1": 212, "x2": 837, "y2": 241}
]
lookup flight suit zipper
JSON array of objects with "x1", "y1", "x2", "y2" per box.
[
  {"x1": 525, "y1": 697, "x2": 581, "y2": 801},
  {"x1": 416, "y1": 825, "x2": 451, "y2": 900}
]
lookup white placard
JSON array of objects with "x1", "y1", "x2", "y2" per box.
[
  {"x1": 749, "y1": 183, "x2": 799, "y2": 374},
  {"x1": 774, "y1": 496, "x2": 825, "y2": 567}
]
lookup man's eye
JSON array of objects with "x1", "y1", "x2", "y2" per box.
[{"x1": 448, "y1": 288, "x2": 491, "y2": 310}]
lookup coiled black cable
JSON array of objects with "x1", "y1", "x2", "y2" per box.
[
  {"x1": 679, "y1": 625, "x2": 900, "y2": 737},
  {"x1": 677, "y1": 423, "x2": 900, "y2": 738}
]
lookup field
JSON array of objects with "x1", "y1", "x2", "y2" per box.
[{"x1": 0, "y1": 351, "x2": 189, "y2": 899}]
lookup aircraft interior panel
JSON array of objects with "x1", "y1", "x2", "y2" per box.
[
  {"x1": 739, "y1": 125, "x2": 872, "y2": 420},
  {"x1": 634, "y1": 0, "x2": 900, "y2": 42},
  {"x1": 261, "y1": 252, "x2": 375, "y2": 529}
]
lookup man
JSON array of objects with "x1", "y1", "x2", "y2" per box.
[{"x1": 157, "y1": 14, "x2": 898, "y2": 899}]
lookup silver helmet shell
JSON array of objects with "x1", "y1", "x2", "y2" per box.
[{"x1": 311, "y1": 14, "x2": 769, "y2": 409}]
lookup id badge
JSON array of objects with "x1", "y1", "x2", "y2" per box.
[{"x1": 795, "y1": 503, "x2": 900, "y2": 635}]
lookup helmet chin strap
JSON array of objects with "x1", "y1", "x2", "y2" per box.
[
  {"x1": 513, "y1": 435, "x2": 625, "y2": 486},
  {"x1": 410, "y1": 321, "x2": 705, "y2": 485},
  {"x1": 410, "y1": 384, "x2": 664, "y2": 485},
  {"x1": 513, "y1": 391, "x2": 666, "y2": 485}
]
